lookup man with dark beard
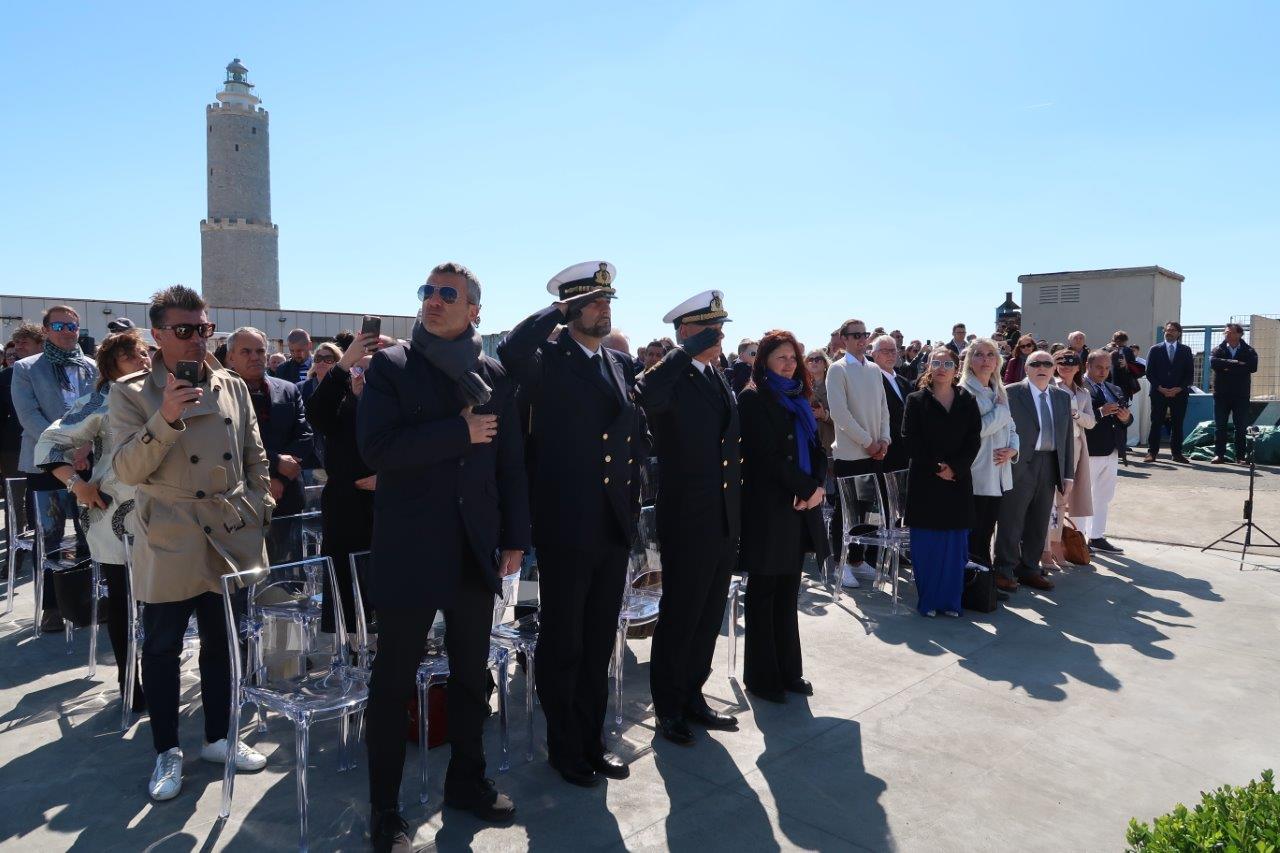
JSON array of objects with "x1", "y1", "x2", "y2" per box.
[{"x1": 498, "y1": 260, "x2": 644, "y2": 787}]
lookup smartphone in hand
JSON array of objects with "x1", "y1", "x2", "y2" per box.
[
  {"x1": 174, "y1": 360, "x2": 200, "y2": 385},
  {"x1": 361, "y1": 316, "x2": 382, "y2": 341}
]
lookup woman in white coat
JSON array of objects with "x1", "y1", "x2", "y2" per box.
[
  {"x1": 960, "y1": 339, "x2": 1018, "y2": 570},
  {"x1": 34, "y1": 330, "x2": 150, "y2": 709}
]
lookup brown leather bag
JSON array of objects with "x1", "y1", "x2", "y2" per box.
[{"x1": 1061, "y1": 518, "x2": 1091, "y2": 565}]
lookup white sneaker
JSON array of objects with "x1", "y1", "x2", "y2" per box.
[
  {"x1": 149, "y1": 747, "x2": 184, "y2": 802},
  {"x1": 201, "y1": 738, "x2": 267, "y2": 772},
  {"x1": 851, "y1": 561, "x2": 878, "y2": 579},
  {"x1": 840, "y1": 565, "x2": 861, "y2": 589},
  {"x1": 923, "y1": 610, "x2": 937, "y2": 618}
]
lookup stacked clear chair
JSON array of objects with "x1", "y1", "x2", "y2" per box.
[
  {"x1": 3, "y1": 477, "x2": 35, "y2": 616},
  {"x1": 218, "y1": 555, "x2": 367, "y2": 852},
  {"x1": 834, "y1": 469, "x2": 910, "y2": 612},
  {"x1": 613, "y1": 505, "x2": 662, "y2": 729}
]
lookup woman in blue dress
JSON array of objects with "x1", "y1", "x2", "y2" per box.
[{"x1": 901, "y1": 347, "x2": 982, "y2": 617}]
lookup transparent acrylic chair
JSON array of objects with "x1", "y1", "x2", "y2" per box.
[
  {"x1": 490, "y1": 572, "x2": 539, "y2": 763},
  {"x1": 613, "y1": 505, "x2": 662, "y2": 729},
  {"x1": 266, "y1": 510, "x2": 323, "y2": 566},
  {"x1": 4, "y1": 477, "x2": 35, "y2": 617},
  {"x1": 836, "y1": 470, "x2": 910, "y2": 613},
  {"x1": 413, "y1": 575, "x2": 515, "y2": 804},
  {"x1": 48, "y1": 556, "x2": 109, "y2": 676},
  {"x1": 30, "y1": 490, "x2": 85, "y2": 637},
  {"x1": 725, "y1": 573, "x2": 747, "y2": 680},
  {"x1": 218, "y1": 556, "x2": 368, "y2": 852}
]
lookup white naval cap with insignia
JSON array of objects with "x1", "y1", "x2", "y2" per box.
[
  {"x1": 546, "y1": 260, "x2": 618, "y2": 300},
  {"x1": 662, "y1": 289, "x2": 732, "y2": 326}
]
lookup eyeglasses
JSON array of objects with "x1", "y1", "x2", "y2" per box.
[
  {"x1": 1027, "y1": 359, "x2": 1055, "y2": 369},
  {"x1": 805, "y1": 356, "x2": 825, "y2": 363},
  {"x1": 417, "y1": 283, "x2": 461, "y2": 304},
  {"x1": 843, "y1": 331, "x2": 869, "y2": 339},
  {"x1": 929, "y1": 359, "x2": 957, "y2": 369},
  {"x1": 48, "y1": 321, "x2": 80, "y2": 333},
  {"x1": 313, "y1": 354, "x2": 338, "y2": 364},
  {"x1": 1055, "y1": 357, "x2": 1080, "y2": 366},
  {"x1": 155, "y1": 323, "x2": 216, "y2": 340}
]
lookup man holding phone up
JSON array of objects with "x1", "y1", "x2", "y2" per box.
[{"x1": 111, "y1": 285, "x2": 275, "y2": 803}]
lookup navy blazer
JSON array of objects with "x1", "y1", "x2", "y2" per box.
[
  {"x1": 1145, "y1": 341, "x2": 1195, "y2": 396},
  {"x1": 357, "y1": 342, "x2": 530, "y2": 610},
  {"x1": 637, "y1": 348, "x2": 742, "y2": 544},
  {"x1": 1084, "y1": 378, "x2": 1130, "y2": 457},
  {"x1": 254, "y1": 375, "x2": 314, "y2": 516},
  {"x1": 497, "y1": 307, "x2": 646, "y2": 552},
  {"x1": 1209, "y1": 340, "x2": 1258, "y2": 399}
]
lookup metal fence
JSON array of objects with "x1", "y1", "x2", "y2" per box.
[{"x1": 1173, "y1": 315, "x2": 1279, "y2": 398}]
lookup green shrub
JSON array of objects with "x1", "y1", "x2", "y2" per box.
[{"x1": 1126, "y1": 769, "x2": 1280, "y2": 852}]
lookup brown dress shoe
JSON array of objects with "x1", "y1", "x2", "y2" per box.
[
  {"x1": 1020, "y1": 574, "x2": 1055, "y2": 591},
  {"x1": 995, "y1": 575, "x2": 1019, "y2": 592},
  {"x1": 1141, "y1": 454, "x2": 1156, "y2": 463}
]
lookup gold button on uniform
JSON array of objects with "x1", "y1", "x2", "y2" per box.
[
  {"x1": 604, "y1": 477, "x2": 610, "y2": 484},
  {"x1": 605, "y1": 455, "x2": 612, "y2": 462},
  {"x1": 722, "y1": 460, "x2": 728, "y2": 467},
  {"x1": 602, "y1": 433, "x2": 608, "y2": 440},
  {"x1": 723, "y1": 482, "x2": 728, "y2": 489}
]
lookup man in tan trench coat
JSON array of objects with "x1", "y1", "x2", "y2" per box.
[{"x1": 110, "y1": 285, "x2": 275, "y2": 803}]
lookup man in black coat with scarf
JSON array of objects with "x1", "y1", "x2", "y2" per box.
[
  {"x1": 637, "y1": 289, "x2": 742, "y2": 746},
  {"x1": 358, "y1": 262, "x2": 530, "y2": 850},
  {"x1": 497, "y1": 260, "x2": 644, "y2": 787}
]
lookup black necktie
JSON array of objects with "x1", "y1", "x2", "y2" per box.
[{"x1": 592, "y1": 354, "x2": 618, "y2": 398}]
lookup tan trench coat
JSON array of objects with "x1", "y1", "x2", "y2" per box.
[{"x1": 110, "y1": 353, "x2": 273, "y2": 604}]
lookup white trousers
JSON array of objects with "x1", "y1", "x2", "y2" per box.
[{"x1": 1078, "y1": 452, "x2": 1119, "y2": 538}]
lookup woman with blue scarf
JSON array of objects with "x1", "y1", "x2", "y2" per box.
[{"x1": 738, "y1": 330, "x2": 831, "y2": 703}]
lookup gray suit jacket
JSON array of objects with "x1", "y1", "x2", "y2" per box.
[
  {"x1": 1006, "y1": 379, "x2": 1074, "y2": 487},
  {"x1": 10, "y1": 352, "x2": 99, "y2": 473}
]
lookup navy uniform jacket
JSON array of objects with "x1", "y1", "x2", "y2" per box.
[
  {"x1": 1209, "y1": 340, "x2": 1258, "y2": 399},
  {"x1": 1084, "y1": 378, "x2": 1130, "y2": 457},
  {"x1": 497, "y1": 306, "x2": 645, "y2": 552},
  {"x1": 1144, "y1": 342, "x2": 1195, "y2": 396},
  {"x1": 254, "y1": 375, "x2": 314, "y2": 516},
  {"x1": 636, "y1": 348, "x2": 742, "y2": 544},
  {"x1": 357, "y1": 342, "x2": 530, "y2": 610}
]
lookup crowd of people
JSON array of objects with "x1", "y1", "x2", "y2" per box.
[{"x1": 0, "y1": 268, "x2": 1260, "y2": 852}]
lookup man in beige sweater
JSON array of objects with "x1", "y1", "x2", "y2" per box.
[{"x1": 825, "y1": 318, "x2": 891, "y2": 587}]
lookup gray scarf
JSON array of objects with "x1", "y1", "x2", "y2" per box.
[{"x1": 410, "y1": 321, "x2": 492, "y2": 407}]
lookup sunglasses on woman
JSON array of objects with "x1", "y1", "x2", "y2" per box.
[
  {"x1": 1019, "y1": 342, "x2": 1034, "y2": 349},
  {"x1": 48, "y1": 321, "x2": 80, "y2": 333},
  {"x1": 313, "y1": 354, "x2": 338, "y2": 364},
  {"x1": 155, "y1": 322, "x2": 217, "y2": 340},
  {"x1": 805, "y1": 356, "x2": 825, "y2": 364},
  {"x1": 929, "y1": 359, "x2": 957, "y2": 369},
  {"x1": 1055, "y1": 356, "x2": 1079, "y2": 366},
  {"x1": 417, "y1": 283, "x2": 461, "y2": 304}
]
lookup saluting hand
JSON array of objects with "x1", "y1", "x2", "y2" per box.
[
  {"x1": 556, "y1": 290, "x2": 611, "y2": 322},
  {"x1": 680, "y1": 327, "x2": 722, "y2": 358},
  {"x1": 462, "y1": 406, "x2": 498, "y2": 444}
]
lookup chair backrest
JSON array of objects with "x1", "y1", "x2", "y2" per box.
[
  {"x1": 4, "y1": 477, "x2": 28, "y2": 537},
  {"x1": 223, "y1": 556, "x2": 349, "y2": 691},
  {"x1": 347, "y1": 549, "x2": 372, "y2": 667},
  {"x1": 836, "y1": 473, "x2": 892, "y2": 540},
  {"x1": 265, "y1": 511, "x2": 323, "y2": 564},
  {"x1": 626, "y1": 505, "x2": 662, "y2": 589},
  {"x1": 881, "y1": 468, "x2": 909, "y2": 529},
  {"x1": 121, "y1": 533, "x2": 136, "y2": 612},
  {"x1": 303, "y1": 484, "x2": 324, "y2": 513},
  {"x1": 639, "y1": 457, "x2": 660, "y2": 506}
]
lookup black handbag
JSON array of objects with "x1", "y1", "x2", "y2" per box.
[{"x1": 962, "y1": 565, "x2": 997, "y2": 613}]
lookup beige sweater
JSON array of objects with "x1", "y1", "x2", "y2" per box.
[{"x1": 825, "y1": 355, "x2": 891, "y2": 462}]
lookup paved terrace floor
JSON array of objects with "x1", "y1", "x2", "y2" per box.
[{"x1": 0, "y1": 459, "x2": 1277, "y2": 852}]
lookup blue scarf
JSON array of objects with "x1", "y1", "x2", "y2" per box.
[
  {"x1": 764, "y1": 370, "x2": 818, "y2": 475},
  {"x1": 43, "y1": 339, "x2": 84, "y2": 392}
]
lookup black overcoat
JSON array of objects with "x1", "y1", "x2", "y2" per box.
[
  {"x1": 737, "y1": 386, "x2": 830, "y2": 575},
  {"x1": 901, "y1": 386, "x2": 981, "y2": 531},
  {"x1": 357, "y1": 342, "x2": 531, "y2": 610}
]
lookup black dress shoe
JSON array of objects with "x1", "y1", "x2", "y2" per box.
[
  {"x1": 39, "y1": 610, "x2": 65, "y2": 633},
  {"x1": 1172, "y1": 455, "x2": 1189, "y2": 464},
  {"x1": 588, "y1": 752, "x2": 630, "y2": 780},
  {"x1": 996, "y1": 591, "x2": 1010, "y2": 602},
  {"x1": 785, "y1": 678, "x2": 814, "y2": 696},
  {"x1": 370, "y1": 808, "x2": 415, "y2": 852},
  {"x1": 746, "y1": 686, "x2": 787, "y2": 704},
  {"x1": 443, "y1": 778, "x2": 516, "y2": 822},
  {"x1": 549, "y1": 758, "x2": 601, "y2": 787},
  {"x1": 686, "y1": 702, "x2": 738, "y2": 729},
  {"x1": 657, "y1": 716, "x2": 695, "y2": 745}
]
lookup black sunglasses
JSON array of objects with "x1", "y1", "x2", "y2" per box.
[
  {"x1": 1056, "y1": 356, "x2": 1080, "y2": 366},
  {"x1": 156, "y1": 323, "x2": 216, "y2": 340},
  {"x1": 417, "y1": 283, "x2": 461, "y2": 304},
  {"x1": 1027, "y1": 359, "x2": 1055, "y2": 368},
  {"x1": 843, "y1": 330, "x2": 870, "y2": 339}
]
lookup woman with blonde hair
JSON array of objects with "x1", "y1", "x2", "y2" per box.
[{"x1": 960, "y1": 338, "x2": 1018, "y2": 575}]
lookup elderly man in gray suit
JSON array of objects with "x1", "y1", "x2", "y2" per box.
[
  {"x1": 994, "y1": 350, "x2": 1074, "y2": 593},
  {"x1": 10, "y1": 305, "x2": 97, "y2": 631}
]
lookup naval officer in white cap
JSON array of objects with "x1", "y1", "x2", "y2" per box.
[
  {"x1": 636, "y1": 290, "x2": 741, "y2": 745},
  {"x1": 497, "y1": 261, "x2": 645, "y2": 786}
]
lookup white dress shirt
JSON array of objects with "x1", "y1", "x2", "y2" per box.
[{"x1": 879, "y1": 367, "x2": 903, "y2": 400}]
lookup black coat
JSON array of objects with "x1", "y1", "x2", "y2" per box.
[
  {"x1": 636, "y1": 348, "x2": 741, "y2": 544},
  {"x1": 357, "y1": 342, "x2": 531, "y2": 610},
  {"x1": 738, "y1": 386, "x2": 829, "y2": 575},
  {"x1": 1145, "y1": 342, "x2": 1195, "y2": 396},
  {"x1": 253, "y1": 375, "x2": 314, "y2": 516},
  {"x1": 1084, "y1": 378, "x2": 1130, "y2": 458},
  {"x1": 901, "y1": 386, "x2": 981, "y2": 531},
  {"x1": 305, "y1": 364, "x2": 374, "y2": 554},
  {"x1": 497, "y1": 306, "x2": 645, "y2": 551},
  {"x1": 1210, "y1": 340, "x2": 1258, "y2": 400},
  {"x1": 0, "y1": 367, "x2": 20, "y2": 457},
  {"x1": 881, "y1": 371, "x2": 911, "y2": 472}
]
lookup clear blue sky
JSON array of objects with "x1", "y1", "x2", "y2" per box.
[{"x1": 3, "y1": 2, "x2": 1277, "y2": 351}]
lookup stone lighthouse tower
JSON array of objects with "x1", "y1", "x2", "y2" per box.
[{"x1": 200, "y1": 58, "x2": 280, "y2": 309}]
